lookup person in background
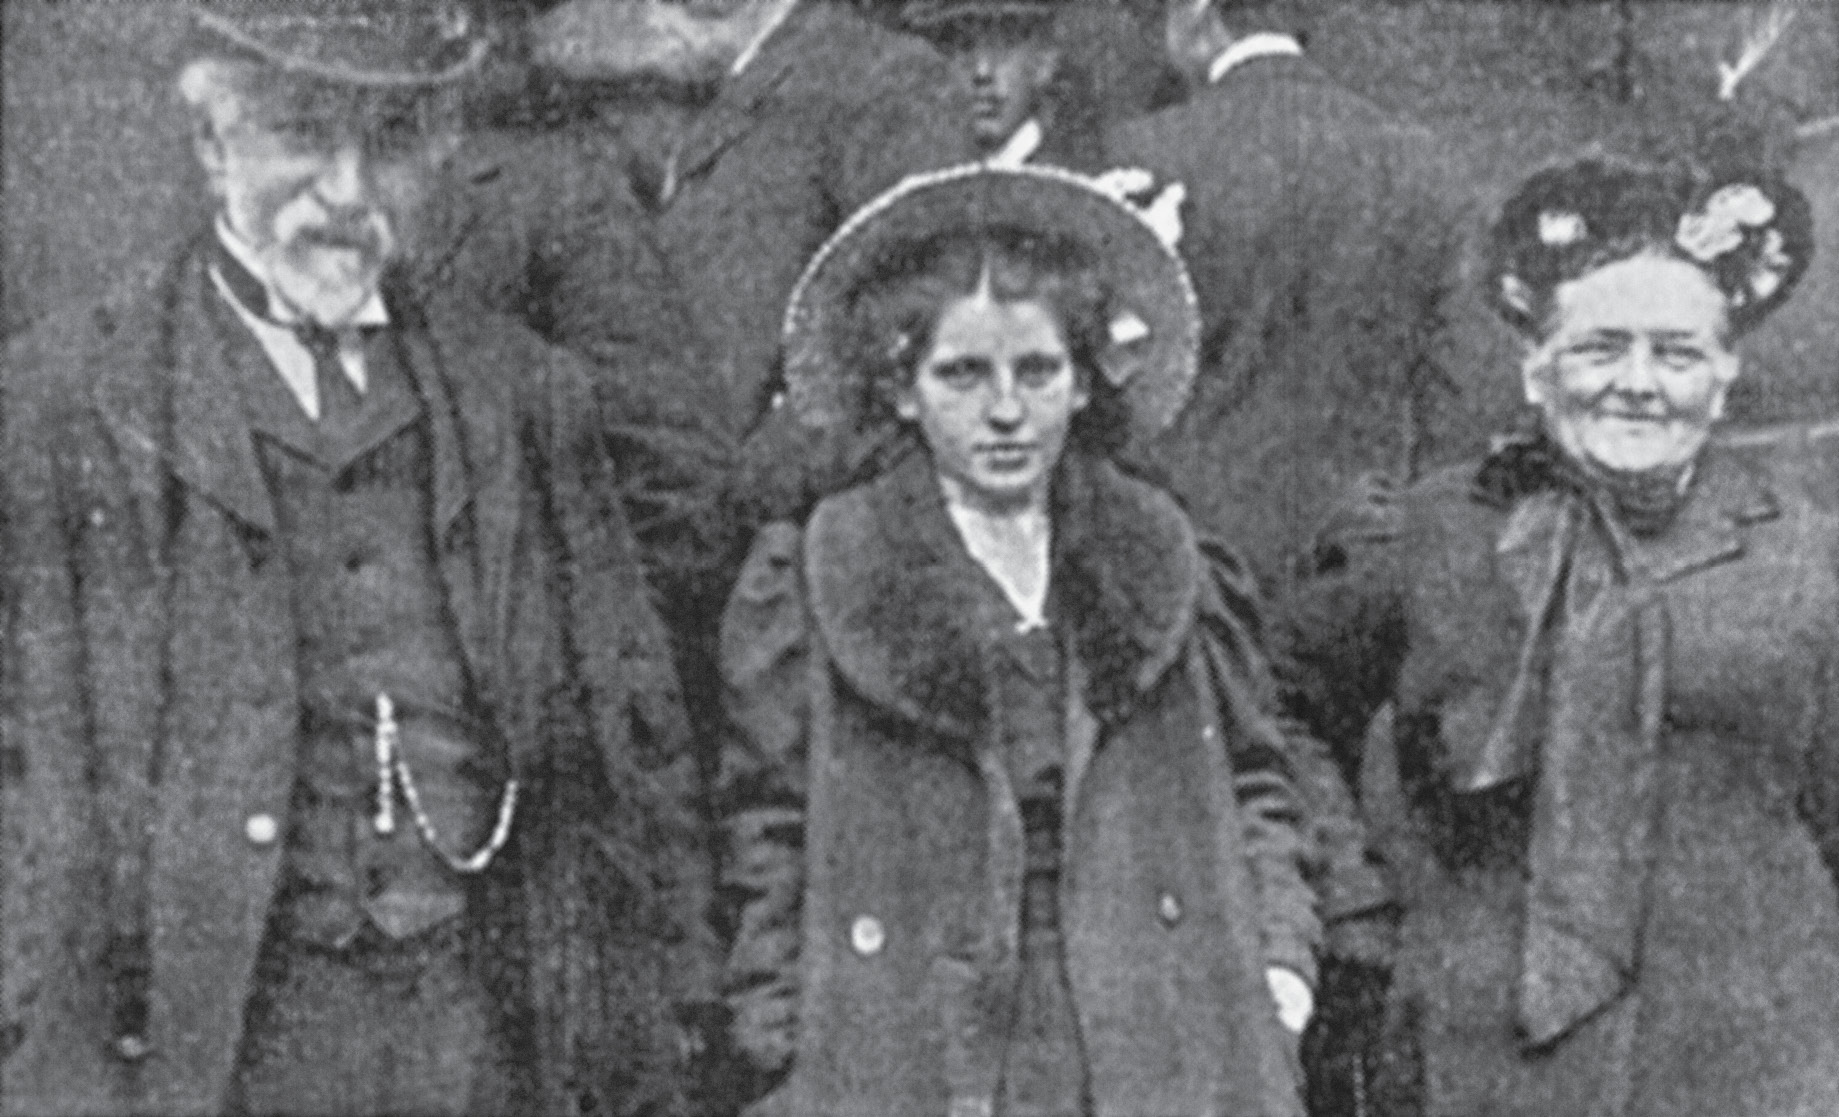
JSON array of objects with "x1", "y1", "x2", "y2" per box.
[
  {"x1": 0, "y1": 4, "x2": 713, "y2": 1114},
  {"x1": 1286, "y1": 156, "x2": 1839, "y2": 1117},
  {"x1": 718, "y1": 164, "x2": 1318, "y2": 1117},
  {"x1": 428, "y1": 0, "x2": 975, "y2": 779},
  {"x1": 902, "y1": 0, "x2": 1104, "y2": 171},
  {"x1": 1107, "y1": 2, "x2": 1514, "y2": 1108}
]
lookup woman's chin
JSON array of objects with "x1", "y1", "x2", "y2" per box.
[{"x1": 1576, "y1": 428, "x2": 1706, "y2": 478}]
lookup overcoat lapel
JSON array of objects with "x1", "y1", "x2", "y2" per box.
[
  {"x1": 92, "y1": 248, "x2": 277, "y2": 541},
  {"x1": 666, "y1": 13, "x2": 804, "y2": 196}
]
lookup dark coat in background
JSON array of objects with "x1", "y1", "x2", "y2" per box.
[
  {"x1": 0, "y1": 239, "x2": 715, "y2": 1117},
  {"x1": 1106, "y1": 53, "x2": 1514, "y2": 599},
  {"x1": 1727, "y1": 126, "x2": 1839, "y2": 424},
  {"x1": 1284, "y1": 444, "x2": 1839, "y2": 1117},
  {"x1": 520, "y1": 0, "x2": 972, "y2": 442},
  {"x1": 718, "y1": 452, "x2": 1318, "y2": 1117}
]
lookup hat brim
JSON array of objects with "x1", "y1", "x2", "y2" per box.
[
  {"x1": 191, "y1": 10, "x2": 488, "y2": 88},
  {"x1": 782, "y1": 163, "x2": 1200, "y2": 441}
]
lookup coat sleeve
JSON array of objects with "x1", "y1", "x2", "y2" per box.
[
  {"x1": 1193, "y1": 540, "x2": 1323, "y2": 987},
  {"x1": 714, "y1": 521, "x2": 813, "y2": 1087},
  {"x1": 523, "y1": 353, "x2": 720, "y2": 1114},
  {"x1": 1272, "y1": 474, "x2": 1414, "y2": 965}
]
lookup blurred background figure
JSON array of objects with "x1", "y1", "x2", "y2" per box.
[{"x1": 902, "y1": 0, "x2": 1105, "y2": 169}]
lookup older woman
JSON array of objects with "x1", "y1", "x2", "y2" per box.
[
  {"x1": 1285, "y1": 157, "x2": 1839, "y2": 1117},
  {"x1": 716, "y1": 165, "x2": 1319, "y2": 1117}
]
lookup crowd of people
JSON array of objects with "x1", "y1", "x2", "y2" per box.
[{"x1": 2, "y1": 1, "x2": 1835, "y2": 1116}]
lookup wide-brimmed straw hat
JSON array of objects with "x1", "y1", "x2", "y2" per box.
[
  {"x1": 782, "y1": 163, "x2": 1200, "y2": 440},
  {"x1": 183, "y1": 0, "x2": 488, "y2": 88}
]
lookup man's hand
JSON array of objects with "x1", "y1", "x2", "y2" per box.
[{"x1": 1266, "y1": 965, "x2": 1315, "y2": 1034}]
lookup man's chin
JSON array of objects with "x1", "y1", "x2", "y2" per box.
[{"x1": 270, "y1": 258, "x2": 386, "y2": 327}]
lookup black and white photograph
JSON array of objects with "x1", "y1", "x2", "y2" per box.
[{"x1": 2, "y1": 1, "x2": 1838, "y2": 1114}]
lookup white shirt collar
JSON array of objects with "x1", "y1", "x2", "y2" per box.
[
  {"x1": 730, "y1": 0, "x2": 800, "y2": 77},
  {"x1": 985, "y1": 118, "x2": 1044, "y2": 169},
  {"x1": 1207, "y1": 31, "x2": 1303, "y2": 85},
  {"x1": 210, "y1": 219, "x2": 379, "y2": 420},
  {"x1": 213, "y1": 216, "x2": 389, "y2": 328}
]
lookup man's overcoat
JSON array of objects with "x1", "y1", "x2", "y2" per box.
[
  {"x1": 1285, "y1": 445, "x2": 1839, "y2": 1117},
  {"x1": 1106, "y1": 53, "x2": 1515, "y2": 596},
  {"x1": 718, "y1": 452, "x2": 1318, "y2": 1117},
  {"x1": 0, "y1": 239, "x2": 714, "y2": 1117}
]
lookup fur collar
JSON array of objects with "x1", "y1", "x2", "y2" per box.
[{"x1": 805, "y1": 452, "x2": 1200, "y2": 740}]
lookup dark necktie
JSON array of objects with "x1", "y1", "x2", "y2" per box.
[
  {"x1": 292, "y1": 322, "x2": 365, "y2": 426},
  {"x1": 212, "y1": 237, "x2": 370, "y2": 424}
]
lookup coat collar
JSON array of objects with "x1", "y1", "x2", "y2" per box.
[
  {"x1": 1456, "y1": 441, "x2": 1778, "y2": 793},
  {"x1": 804, "y1": 451, "x2": 1200, "y2": 741},
  {"x1": 88, "y1": 235, "x2": 499, "y2": 542}
]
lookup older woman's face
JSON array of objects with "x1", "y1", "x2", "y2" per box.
[
  {"x1": 896, "y1": 292, "x2": 1086, "y2": 513},
  {"x1": 1526, "y1": 252, "x2": 1738, "y2": 476}
]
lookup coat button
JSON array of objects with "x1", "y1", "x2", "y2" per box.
[
  {"x1": 244, "y1": 813, "x2": 279, "y2": 846},
  {"x1": 1158, "y1": 892, "x2": 1183, "y2": 927},
  {"x1": 850, "y1": 915, "x2": 885, "y2": 956}
]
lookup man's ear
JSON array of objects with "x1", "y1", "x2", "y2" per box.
[{"x1": 177, "y1": 61, "x2": 233, "y2": 198}]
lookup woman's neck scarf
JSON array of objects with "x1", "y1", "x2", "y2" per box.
[{"x1": 1468, "y1": 432, "x2": 1682, "y2": 1050}]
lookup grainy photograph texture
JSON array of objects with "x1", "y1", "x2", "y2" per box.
[{"x1": 2, "y1": 1, "x2": 1838, "y2": 1116}]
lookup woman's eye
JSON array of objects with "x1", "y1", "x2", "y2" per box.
[
  {"x1": 1015, "y1": 355, "x2": 1068, "y2": 387},
  {"x1": 1566, "y1": 339, "x2": 1625, "y2": 364},
  {"x1": 930, "y1": 359, "x2": 989, "y2": 388},
  {"x1": 1656, "y1": 345, "x2": 1707, "y2": 370}
]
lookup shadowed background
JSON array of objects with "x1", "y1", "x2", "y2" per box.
[{"x1": 6, "y1": 1, "x2": 1835, "y2": 421}]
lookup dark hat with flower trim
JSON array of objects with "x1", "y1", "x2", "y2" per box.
[
  {"x1": 782, "y1": 163, "x2": 1201, "y2": 439},
  {"x1": 1486, "y1": 156, "x2": 1813, "y2": 338},
  {"x1": 182, "y1": 0, "x2": 488, "y2": 87}
]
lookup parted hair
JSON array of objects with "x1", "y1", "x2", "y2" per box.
[{"x1": 844, "y1": 227, "x2": 1134, "y2": 456}]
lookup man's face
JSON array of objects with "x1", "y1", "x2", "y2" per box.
[
  {"x1": 944, "y1": 20, "x2": 1059, "y2": 151},
  {"x1": 189, "y1": 64, "x2": 455, "y2": 325}
]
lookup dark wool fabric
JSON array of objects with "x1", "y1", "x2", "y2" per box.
[
  {"x1": 1287, "y1": 445, "x2": 1839, "y2": 1117},
  {"x1": 223, "y1": 321, "x2": 499, "y2": 948}
]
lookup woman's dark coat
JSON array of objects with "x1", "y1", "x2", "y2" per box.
[
  {"x1": 0, "y1": 241, "x2": 714, "y2": 1117},
  {"x1": 718, "y1": 452, "x2": 1319, "y2": 1117},
  {"x1": 1285, "y1": 444, "x2": 1839, "y2": 1117}
]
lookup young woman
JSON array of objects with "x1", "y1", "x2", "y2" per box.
[
  {"x1": 716, "y1": 165, "x2": 1318, "y2": 1117},
  {"x1": 1286, "y1": 156, "x2": 1839, "y2": 1117}
]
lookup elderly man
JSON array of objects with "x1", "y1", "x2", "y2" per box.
[{"x1": 0, "y1": 5, "x2": 713, "y2": 1115}]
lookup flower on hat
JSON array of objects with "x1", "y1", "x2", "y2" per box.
[
  {"x1": 1538, "y1": 211, "x2": 1588, "y2": 247},
  {"x1": 1704, "y1": 183, "x2": 1775, "y2": 228},
  {"x1": 1676, "y1": 183, "x2": 1776, "y2": 264},
  {"x1": 1676, "y1": 211, "x2": 1743, "y2": 263}
]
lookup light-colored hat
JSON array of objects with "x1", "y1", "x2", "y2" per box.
[{"x1": 782, "y1": 163, "x2": 1200, "y2": 439}]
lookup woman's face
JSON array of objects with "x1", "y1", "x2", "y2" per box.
[
  {"x1": 1525, "y1": 252, "x2": 1739, "y2": 477},
  {"x1": 896, "y1": 291, "x2": 1087, "y2": 513}
]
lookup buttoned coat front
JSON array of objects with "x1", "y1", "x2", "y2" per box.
[
  {"x1": 0, "y1": 239, "x2": 713, "y2": 1117},
  {"x1": 718, "y1": 453, "x2": 1318, "y2": 1117},
  {"x1": 1284, "y1": 446, "x2": 1839, "y2": 1117}
]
